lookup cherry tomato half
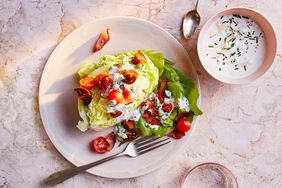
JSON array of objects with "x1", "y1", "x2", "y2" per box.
[
  {"x1": 132, "y1": 50, "x2": 146, "y2": 65},
  {"x1": 92, "y1": 136, "x2": 110, "y2": 153},
  {"x1": 108, "y1": 90, "x2": 124, "y2": 104},
  {"x1": 93, "y1": 28, "x2": 110, "y2": 53},
  {"x1": 177, "y1": 118, "x2": 191, "y2": 133},
  {"x1": 121, "y1": 87, "x2": 133, "y2": 105},
  {"x1": 105, "y1": 132, "x2": 116, "y2": 151},
  {"x1": 79, "y1": 77, "x2": 95, "y2": 89},
  {"x1": 123, "y1": 70, "x2": 138, "y2": 84}
]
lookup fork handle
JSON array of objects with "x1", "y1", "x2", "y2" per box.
[{"x1": 45, "y1": 152, "x2": 124, "y2": 186}]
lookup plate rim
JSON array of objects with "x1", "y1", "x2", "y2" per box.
[{"x1": 39, "y1": 16, "x2": 202, "y2": 179}]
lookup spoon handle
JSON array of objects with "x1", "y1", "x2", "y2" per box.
[{"x1": 195, "y1": 0, "x2": 199, "y2": 10}]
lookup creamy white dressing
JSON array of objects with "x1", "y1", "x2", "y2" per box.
[
  {"x1": 147, "y1": 124, "x2": 159, "y2": 130},
  {"x1": 178, "y1": 97, "x2": 190, "y2": 112},
  {"x1": 203, "y1": 14, "x2": 265, "y2": 78},
  {"x1": 121, "y1": 56, "x2": 135, "y2": 70},
  {"x1": 115, "y1": 125, "x2": 128, "y2": 139},
  {"x1": 115, "y1": 108, "x2": 141, "y2": 123}
]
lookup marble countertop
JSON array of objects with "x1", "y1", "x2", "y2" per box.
[{"x1": 1, "y1": 0, "x2": 282, "y2": 187}]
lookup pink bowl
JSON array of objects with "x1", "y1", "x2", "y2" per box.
[{"x1": 197, "y1": 7, "x2": 277, "y2": 84}]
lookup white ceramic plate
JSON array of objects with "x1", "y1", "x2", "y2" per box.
[{"x1": 39, "y1": 16, "x2": 201, "y2": 178}]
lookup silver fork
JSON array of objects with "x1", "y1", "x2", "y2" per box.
[{"x1": 44, "y1": 137, "x2": 171, "y2": 186}]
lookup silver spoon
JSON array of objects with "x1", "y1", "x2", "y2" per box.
[{"x1": 182, "y1": 0, "x2": 201, "y2": 39}]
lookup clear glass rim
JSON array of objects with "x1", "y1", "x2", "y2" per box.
[{"x1": 182, "y1": 162, "x2": 239, "y2": 188}]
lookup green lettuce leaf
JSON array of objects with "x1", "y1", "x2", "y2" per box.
[
  {"x1": 136, "y1": 118, "x2": 169, "y2": 137},
  {"x1": 162, "y1": 108, "x2": 178, "y2": 127},
  {"x1": 161, "y1": 60, "x2": 202, "y2": 115},
  {"x1": 175, "y1": 69, "x2": 203, "y2": 115}
]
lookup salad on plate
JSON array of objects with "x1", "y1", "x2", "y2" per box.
[{"x1": 74, "y1": 29, "x2": 202, "y2": 154}]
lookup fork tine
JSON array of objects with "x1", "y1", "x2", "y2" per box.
[
  {"x1": 138, "y1": 141, "x2": 171, "y2": 155},
  {"x1": 136, "y1": 137, "x2": 170, "y2": 152},
  {"x1": 134, "y1": 137, "x2": 162, "y2": 146},
  {"x1": 134, "y1": 136, "x2": 150, "y2": 145}
]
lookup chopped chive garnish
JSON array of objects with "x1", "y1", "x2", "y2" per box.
[
  {"x1": 214, "y1": 43, "x2": 218, "y2": 46},
  {"x1": 233, "y1": 14, "x2": 242, "y2": 18},
  {"x1": 231, "y1": 43, "x2": 235, "y2": 48},
  {"x1": 242, "y1": 16, "x2": 249, "y2": 19},
  {"x1": 230, "y1": 52, "x2": 236, "y2": 57},
  {"x1": 208, "y1": 45, "x2": 214, "y2": 48},
  {"x1": 228, "y1": 38, "x2": 236, "y2": 43},
  {"x1": 255, "y1": 36, "x2": 258, "y2": 43},
  {"x1": 234, "y1": 67, "x2": 239, "y2": 70},
  {"x1": 244, "y1": 65, "x2": 247, "y2": 71}
]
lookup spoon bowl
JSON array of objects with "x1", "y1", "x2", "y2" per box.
[{"x1": 183, "y1": 10, "x2": 201, "y2": 39}]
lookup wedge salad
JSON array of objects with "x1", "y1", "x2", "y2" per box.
[{"x1": 75, "y1": 49, "x2": 202, "y2": 153}]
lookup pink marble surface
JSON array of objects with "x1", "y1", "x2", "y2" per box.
[{"x1": 0, "y1": 0, "x2": 282, "y2": 187}]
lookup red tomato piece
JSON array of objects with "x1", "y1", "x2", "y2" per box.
[
  {"x1": 177, "y1": 118, "x2": 191, "y2": 133},
  {"x1": 74, "y1": 87, "x2": 92, "y2": 105},
  {"x1": 122, "y1": 70, "x2": 138, "y2": 84},
  {"x1": 93, "y1": 28, "x2": 110, "y2": 52},
  {"x1": 80, "y1": 77, "x2": 95, "y2": 89},
  {"x1": 132, "y1": 50, "x2": 146, "y2": 65},
  {"x1": 108, "y1": 90, "x2": 124, "y2": 104},
  {"x1": 162, "y1": 103, "x2": 173, "y2": 113},
  {"x1": 167, "y1": 129, "x2": 185, "y2": 139},
  {"x1": 92, "y1": 136, "x2": 110, "y2": 153},
  {"x1": 121, "y1": 86, "x2": 133, "y2": 105},
  {"x1": 106, "y1": 132, "x2": 116, "y2": 151}
]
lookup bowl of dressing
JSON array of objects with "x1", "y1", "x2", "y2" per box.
[{"x1": 197, "y1": 7, "x2": 277, "y2": 84}]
